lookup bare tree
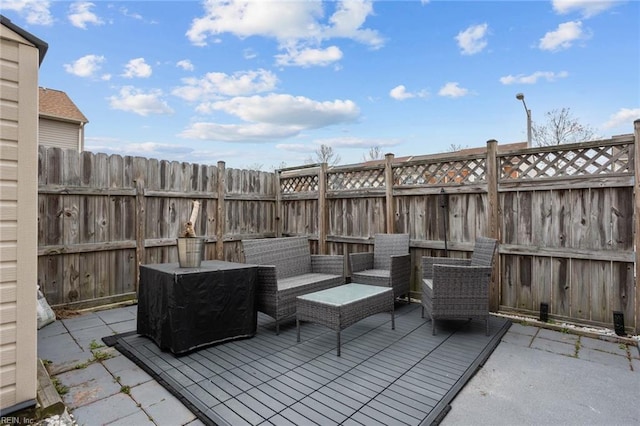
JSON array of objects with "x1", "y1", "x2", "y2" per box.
[
  {"x1": 270, "y1": 161, "x2": 288, "y2": 172},
  {"x1": 245, "y1": 162, "x2": 263, "y2": 171},
  {"x1": 362, "y1": 146, "x2": 384, "y2": 162},
  {"x1": 532, "y1": 107, "x2": 597, "y2": 146},
  {"x1": 447, "y1": 143, "x2": 467, "y2": 152},
  {"x1": 306, "y1": 144, "x2": 341, "y2": 166}
]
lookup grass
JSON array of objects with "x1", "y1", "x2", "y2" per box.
[
  {"x1": 89, "y1": 339, "x2": 104, "y2": 350},
  {"x1": 573, "y1": 338, "x2": 582, "y2": 357},
  {"x1": 51, "y1": 377, "x2": 69, "y2": 396},
  {"x1": 91, "y1": 349, "x2": 114, "y2": 362}
]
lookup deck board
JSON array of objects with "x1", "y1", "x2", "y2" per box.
[{"x1": 106, "y1": 303, "x2": 510, "y2": 425}]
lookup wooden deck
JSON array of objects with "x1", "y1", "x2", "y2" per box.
[{"x1": 107, "y1": 303, "x2": 510, "y2": 426}]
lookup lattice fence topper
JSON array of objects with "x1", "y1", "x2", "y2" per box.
[
  {"x1": 499, "y1": 143, "x2": 633, "y2": 180},
  {"x1": 280, "y1": 174, "x2": 319, "y2": 193},
  {"x1": 394, "y1": 158, "x2": 486, "y2": 185},
  {"x1": 327, "y1": 168, "x2": 386, "y2": 190}
]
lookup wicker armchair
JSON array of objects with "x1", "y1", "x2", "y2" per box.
[
  {"x1": 349, "y1": 233, "x2": 411, "y2": 302},
  {"x1": 421, "y1": 237, "x2": 498, "y2": 335}
]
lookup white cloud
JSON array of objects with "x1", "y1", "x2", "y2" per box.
[
  {"x1": 275, "y1": 137, "x2": 397, "y2": 155},
  {"x1": 122, "y1": 58, "x2": 152, "y2": 78},
  {"x1": 438, "y1": 82, "x2": 469, "y2": 98},
  {"x1": 275, "y1": 46, "x2": 343, "y2": 67},
  {"x1": 602, "y1": 108, "x2": 640, "y2": 129},
  {"x1": 455, "y1": 23, "x2": 489, "y2": 55},
  {"x1": 390, "y1": 85, "x2": 413, "y2": 100},
  {"x1": 500, "y1": 71, "x2": 569, "y2": 85},
  {"x1": 552, "y1": 0, "x2": 620, "y2": 18},
  {"x1": 2, "y1": 0, "x2": 53, "y2": 25},
  {"x1": 68, "y1": 2, "x2": 104, "y2": 29},
  {"x1": 173, "y1": 69, "x2": 278, "y2": 102},
  {"x1": 186, "y1": 0, "x2": 324, "y2": 46},
  {"x1": 211, "y1": 94, "x2": 359, "y2": 128},
  {"x1": 322, "y1": 0, "x2": 384, "y2": 48},
  {"x1": 243, "y1": 49, "x2": 258, "y2": 60},
  {"x1": 64, "y1": 54, "x2": 105, "y2": 78},
  {"x1": 119, "y1": 7, "x2": 143, "y2": 20},
  {"x1": 539, "y1": 21, "x2": 587, "y2": 51},
  {"x1": 275, "y1": 143, "x2": 315, "y2": 153},
  {"x1": 389, "y1": 85, "x2": 428, "y2": 101},
  {"x1": 310, "y1": 137, "x2": 400, "y2": 149},
  {"x1": 176, "y1": 60, "x2": 194, "y2": 71},
  {"x1": 179, "y1": 94, "x2": 359, "y2": 143},
  {"x1": 186, "y1": 0, "x2": 382, "y2": 67},
  {"x1": 108, "y1": 86, "x2": 174, "y2": 116},
  {"x1": 180, "y1": 122, "x2": 302, "y2": 142}
]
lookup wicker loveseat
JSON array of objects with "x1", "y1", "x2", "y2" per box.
[{"x1": 242, "y1": 236, "x2": 345, "y2": 334}]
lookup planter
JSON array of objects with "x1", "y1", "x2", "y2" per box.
[{"x1": 177, "y1": 237, "x2": 205, "y2": 268}]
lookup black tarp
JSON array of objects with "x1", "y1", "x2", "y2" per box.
[{"x1": 137, "y1": 260, "x2": 257, "y2": 355}]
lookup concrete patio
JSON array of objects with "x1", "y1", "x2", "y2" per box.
[{"x1": 36, "y1": 303, "x2": 639, "y2": 426}]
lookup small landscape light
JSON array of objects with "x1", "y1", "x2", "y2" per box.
[
  {"x1": 613, "y1": 311, "x2": 625, "y2": 336},
  {"x1": 539, "y1": 303, "x2": 549, "y2": 322}
]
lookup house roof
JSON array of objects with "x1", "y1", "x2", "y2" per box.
[
  {"x1": 39, "y1": 87, "x2": 89, "y2": 124},
  {"x1": 358, "y1": 141, "x2": 529, "y2": 167},
  {"x1": 0, "y1": 15, "x2": 48, "y2": 65}
]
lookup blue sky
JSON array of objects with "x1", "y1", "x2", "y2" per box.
[{"x1": 4, "y1": 0, "x2": 639, "y2": 170}]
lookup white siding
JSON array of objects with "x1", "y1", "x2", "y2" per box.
[
  {"x1": 39, "y1": 118, "x2": 81, "y2": 151},
  {"x1": 0, "y1": 24, "x2": 39, "y2": 412}
]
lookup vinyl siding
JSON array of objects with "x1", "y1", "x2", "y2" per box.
[
  {"x1": 0, "y1": 23, "x2": 38, "y2": 412},
  {"x1": 39, "y1": 118, "x2": 81, "y2": 151}
]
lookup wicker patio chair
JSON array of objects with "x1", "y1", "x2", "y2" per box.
[
  {"x1": 421, "y1": 237, "x2": 498, "y2": 335},
  {"x1": 349, "y1": 233, "x2": 411, "y2": 302}
]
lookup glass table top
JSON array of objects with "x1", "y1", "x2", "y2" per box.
[{"x1": 297, "y1": 283, "x2": 391, "y2": 306}]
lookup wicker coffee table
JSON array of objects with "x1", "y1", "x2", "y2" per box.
[{"x1": 296, "y1": 283, "x2": 395, "y2": 356}]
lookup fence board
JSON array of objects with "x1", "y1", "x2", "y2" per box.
[
  {"x1": 611, "y1": 186, "x2": 633, "y2": 250},
  {"x1": 78, "y1": 252, "x2": 95, "y2": 300},
  {"x1": 531, "y1": 257, "x2": 552, "y2": 311},
  {"x1": 570, "y1": 259, "x2": 591, "y2": 320},
  {"x1": 550, "y1": 257, "x2": 570, "y2": 318},
  {"x1": 501, "y1": 192, "x2": 517, "y2": 245},
  {"x1": 589, "y1": 260, "x2": 610, "y2": 323}
]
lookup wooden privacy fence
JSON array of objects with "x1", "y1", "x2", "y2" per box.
[
  {"x1": 37, "y1": 122, "x2": 639, "y2": 333},
  {"x1": 37, "y1": 147, "x2": 276, "y2": 309},
  {"x1": 277, "y1": 126, "x2": 639, "y2": 334}
]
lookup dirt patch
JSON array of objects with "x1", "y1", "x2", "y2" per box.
[{"x1": 53, "y1": 308, "x2": 82, "y2": 320}]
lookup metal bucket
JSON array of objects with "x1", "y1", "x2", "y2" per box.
[{"x1": 177, "y1": 237, "x2": 205, "y2": 268}]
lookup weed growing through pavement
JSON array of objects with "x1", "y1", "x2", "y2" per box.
[
  {"x1": 89, "y1": 339, "x2": 104, "y2": 350},
  {"x1": 51, "y1": 377, "x2": 68, "y2": 396},
  {"x1": 573, "y1": 339, "x2": 581, "y2": 358},
  {"x1": 91, "y1": 349, "x2": 114, "y2": 362}
]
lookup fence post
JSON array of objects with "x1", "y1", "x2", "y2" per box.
[
  {"x1": 318, "y1": 163, "x2": 327, "y2": 254},
  {"x1": 486, "y1": 139, "x2": 500, "y2": 311},
  {"x1": 216, "y1": 161, "x2": 226, "y2": 260},
  {"x1": 634, "y1": 120, "x2": 640, "y2": 334},
  {"x1": 133, "y1": 157, "x2": 146, "y2": 294},
  {"x1": 385, "y1": 153, "x2": 395, "y2": 233}
]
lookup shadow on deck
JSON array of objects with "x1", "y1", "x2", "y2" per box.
[{"x1": 104, "y1": 303, "x2": 510, "y2": 426}]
